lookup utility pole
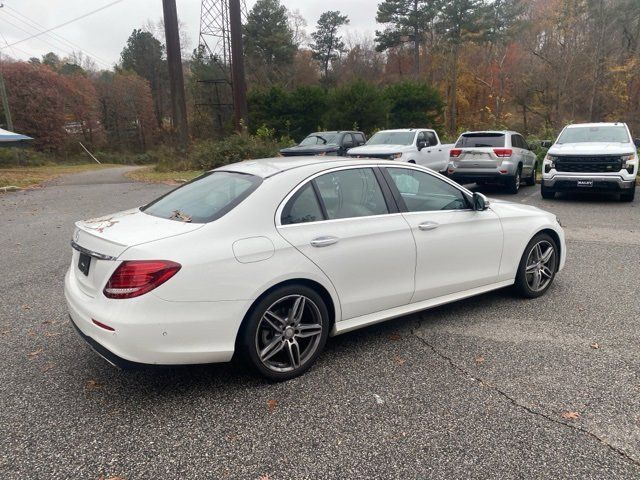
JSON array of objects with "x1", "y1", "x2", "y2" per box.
[
  {"x1": 162, "y1": 0, "x2": 189, "y2": 150},
  {"x1": 229, "y1": 0, "x2": 248, "y2": 131}
]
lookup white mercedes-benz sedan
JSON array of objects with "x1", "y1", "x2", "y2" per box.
[{"x1": 65, "y1": 157, "x2": 565, "y2": 380}]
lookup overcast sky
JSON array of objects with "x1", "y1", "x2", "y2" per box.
[{"x1": 0, "y1": 0, "x2": 377, "y2": 68}]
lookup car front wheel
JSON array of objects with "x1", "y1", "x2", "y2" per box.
[
  {"x1": 241, "y1": 285, "x2": 330, "y2": 381},
  {"x1": 514, "y1": 233, "x2": 559, "y2": 298}
]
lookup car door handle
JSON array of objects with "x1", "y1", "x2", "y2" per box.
[
  {"x1": 418, "y1": 221, "x2": 440, "y2": 231},
  {"x1": 310, "y1": 236, "x2": 340, "y2": 247}
]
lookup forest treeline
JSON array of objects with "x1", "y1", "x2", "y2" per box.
[{"x1": 1, "y1": 0, "x2": 640, "y2": 154}]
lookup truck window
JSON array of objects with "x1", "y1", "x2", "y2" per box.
[{"x1": 456, "y1": 133, "x2": 505, "y2": 148}]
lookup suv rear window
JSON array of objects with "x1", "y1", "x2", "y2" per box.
[
  {"x1": 142, "y1": 171, "x2": 262, "y2": 223},
  {"x1": 456, "y1": 133, "x2": 505, "y2": 148}
]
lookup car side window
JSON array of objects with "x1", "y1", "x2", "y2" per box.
[
  {"x1": 519, "y1": 135, "x2": 529, "y2": 150},
  {"x1": 426, "y1": 131, "x2": 437, "y2": 146},
  {"x1": 417, "y1": 131, "x2": 426, "y2": 144},
  {"x1": 354, "y1": 133, "x2": 366, "y2": 145},
  {"x1": 511, "y1": 134, "x2": 520, "y2": 149},
  {"x1": 387, "y1": 167, "x2": 469, "y2": 212},
  {"x1": 315, "y1": 168, "x2": 389, "y2": 220},
  {"x1": 342, "y1": 134, "x2": 355, "y2": 148},
  {"x1": 281, "y1": 183, "x2": 324, "y2": 225}
]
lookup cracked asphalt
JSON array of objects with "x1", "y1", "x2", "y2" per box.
[{"x1": 0, "y1": 167, "x2": 638, "y2": 479}]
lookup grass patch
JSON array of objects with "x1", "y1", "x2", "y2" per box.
[
  {"x1": 0, "y1": 164, "x2": 117, "y2": 189},
  {"x1": 126, "y1": 166, "x2": 204, "y2": 184}
]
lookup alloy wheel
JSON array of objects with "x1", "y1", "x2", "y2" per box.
[
  {"x1": 255, "y1": 295, "x2": 323, "y2": 373},
  {"x1": 525, "y1": 240, "x2": 556, "y2": 292}
]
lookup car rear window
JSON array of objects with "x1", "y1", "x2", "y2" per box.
[
  {"x1": 142, "y1": 171, "x2": 262, "y2": 224},
  {"x1": 455, "y1": 133, "x2": 505, "y2": 148}
]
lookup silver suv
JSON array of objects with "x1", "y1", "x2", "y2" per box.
[
  {"x1": 446, "y1": 131, "x2": 537, "y2": 194},
  {"x1": 541, "y1": 123, "x2": 638, "y2": 202}
]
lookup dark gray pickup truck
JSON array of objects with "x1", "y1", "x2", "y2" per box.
[{"x1": 280, "y1": 131, "x2": 366, "y2": 157}]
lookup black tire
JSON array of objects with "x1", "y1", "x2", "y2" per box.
[
  {"x1": 541, "y1": 183, "x2": 555, "y2": 199},
  {"x1": 506, "y1": 166, "x2": 522, "y2": 194},
  {"x1": 240, "y1": 284, "x2": 330, "y2": 381},
  {"x1": 620, "y1": 188, "x2": 635, "y2": 202},
  {"x1": 514, "y1": 233, "x2": 559, "y2": 298},
  {"x1": 524, "y1": 163, "x2": 537, "y2": 186}
]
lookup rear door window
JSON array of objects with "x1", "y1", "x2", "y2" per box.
[
  {"x1": 142, "y1": 171, "x2": 261, "y2": 223},
  {"x1": 456, "y1": 133, "x2": 505, "y2": 148},
  {"x1": 315, "y1": 168, "x2": 389, "y2": 220},
  {"x1": 281, "y1": 183, "x2": 324, "y2": 225}
]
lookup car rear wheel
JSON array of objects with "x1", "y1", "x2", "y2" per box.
[
  {"x1": 241, "y1": 285, "x2": 329, "y2": 381},
  {"x1": 524, "y1": 164, "x2": 537, "y2": 186},
  {"x1": 506, "y1": 166, "x2": 522, "y2": 194},
  {"x1": 514, "y1": 233, "x2": 558, "y2": 298},
  {"x1": 620, "y1": 188, "x2": 635, "y2": 202}
]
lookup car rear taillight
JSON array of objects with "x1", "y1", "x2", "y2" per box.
[
  {"x1": 450, "y1": 149, "x2": 463, "y2": 157},
  {"x1": 493, "y1": 148, "x2": 512, "y2": 157},
  {"x1": 104, "y1": 260, "x2": 181, "y2": 299}
]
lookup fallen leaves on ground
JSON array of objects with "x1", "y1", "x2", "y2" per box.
[
  {"x1": 267, "y1": 399, "x2": 278, "y2": 412},
  {"x1": 389, "y1": 333, "x2": 401, "y2": 341},
  {"x1": 21, "y1": 304, "x2": 31, "y2": 310},
  {"x1": 40, "y1": 363, "x2": 55, "y2": 373},
  {"x1": 258, "y1": 475, "x2": 271, "y2": 480},
  {"x1": 475, "y1": 356, "x2": 485, "y2": 364},
  {"x1": 590, "y1": 342, "x2": 600, "y2": 349},
  {"x1": 27, "y1": 348, "x2": 43, "y2": 357},
  {"x1": 561, "y1": 411, "x2": 581, "y2": 421},
  {"x1": 85, "y1": 380, "x2": 103, "y2": 390},
  {"x1": 393, "y1": 356, "x2": 406, "y2": 366}
]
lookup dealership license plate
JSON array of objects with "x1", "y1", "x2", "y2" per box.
[
  {"x1": 577, "y1": 179, "x2": 593, "y2": 188},
  {"x1": 78, "y1": 252, "x2": 91, "y2": 276}
]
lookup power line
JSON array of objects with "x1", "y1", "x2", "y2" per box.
[
  {"x1": 1, "y1": 0, "x2": 125, "y2": 50},
  {"x1": 0, "y1": 15, "x2": 111, "y2": 69},
  {"x1": 2, "y1": 5, "x2": 113, "y2": 67}
]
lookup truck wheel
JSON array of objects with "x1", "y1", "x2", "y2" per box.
[
  {"x1": 524, "y1": 164, "x2": 537, "y2": 186},
  {"x1": 620, "y1": 188, "x2": 636, "y2": 202},
  {"x1": 506, "y1": 166, "x2": 521, "y2": 194},
  {"x1": 541, "y1": 183, "x2": 555, "y2": 199}
]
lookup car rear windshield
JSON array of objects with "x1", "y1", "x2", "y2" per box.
[
  {"x1": 556, "y1": 125, "x2": 630, "y2": 144},
  {"x1": 300, "y1": 133, "x2": 339, "y2": 146},
  {"x1": 142, "y1": 171, "x2": 262, "y2": 223},
  {"x1": 455, "y1": 133, "x2": 505, "y2": 148},
  {"x1": 367, "y1": 131, "x2": 415, "y2": 146}
]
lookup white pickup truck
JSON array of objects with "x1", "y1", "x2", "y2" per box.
[
  {"x1": 541, "y1": 122, "x2": 639, "y2": 202},
  {"x1": 346, "y1": 128, "x2": 454, "y2": 172}
]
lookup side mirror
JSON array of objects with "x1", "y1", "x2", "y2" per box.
[
  {"x1": 472, "y1": 192, "x2": 489, "y2": 211},
  {"x1": 417, "y1": 139, "x2": 427, "y2": 151},
  {"x1": 541, "y1": 140, "x2": 552, "y2": 149},
  {"x1": 634, "y1": 138, "x2": 640, "y2": 148}
]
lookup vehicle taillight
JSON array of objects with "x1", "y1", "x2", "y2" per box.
[
  {"x1": 450, "y1": 149, "x2": 463, "y2": 157},
  {"x1": 493, "y1": 148, "x2": 512, "y2": 158},
  {"x1": 104, "y1": 260, "x2": 181, "y2": 299}
]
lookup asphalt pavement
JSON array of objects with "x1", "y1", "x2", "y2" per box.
[{"x1": 0, "y1": 167, "x2": 638, "y2": 479}]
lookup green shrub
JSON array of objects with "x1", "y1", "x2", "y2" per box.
[
  {"x1": 186, "y1": 133, "x2": 282, "y2": 171},
  {"x1": 384, "y1": 81, "x2": 444, "y2": 129},
  {"x1": 0, "y1": 148, "x2": 50, "y2": 167}
]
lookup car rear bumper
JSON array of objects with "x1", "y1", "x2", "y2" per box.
[
  {"x1": 64, "y1": 268, "x2": 245, "y2": 366},
  {"x1": 542, "y1": 174, "x2": 635, "y2": 192},
  {"x1": 448, "y1": 171, "x2": 515, "y2": 184}
]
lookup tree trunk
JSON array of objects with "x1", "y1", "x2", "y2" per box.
[
  {"x1": 413, "y1": 0, "x2": 420, "y2": 77},
  {"x1": 448, "y1": 44, "x2": 459, "y2": 134}
]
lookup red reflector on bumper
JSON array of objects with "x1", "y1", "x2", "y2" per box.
[{"x1": 92, "y1": 319, "x2": 115, "y2": 332}]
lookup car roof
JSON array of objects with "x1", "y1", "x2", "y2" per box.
[
  {"x1": 375, "y1": 128, "x2": 426, "y2": 133},
  {"x1": 216, "y1": 156, "x2": 402, "y2": 179},
  {"x1": 564, "y1": 122, "x2": 627, "y2": 128},
  {"x1": 461, "y1": 130, "x2": 513, "y2": 135}
]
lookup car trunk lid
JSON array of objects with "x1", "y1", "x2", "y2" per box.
[
  {"x1": 453, "y1": 148, "x2": 503, "y2": 169},
  {"x1": 71, "y1": 208, "x2": 203, "y2": 297}
]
